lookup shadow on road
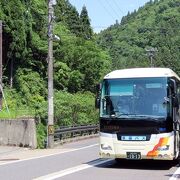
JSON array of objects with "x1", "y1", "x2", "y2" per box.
[{"x1": 94, "y1": 159, "x2": 179, "y2": 171}]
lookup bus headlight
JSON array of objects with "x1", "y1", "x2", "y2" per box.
[
  {"x1": 101, "y1": 144, "x2": 112, "y2": 150},
  {"x1": 158, "y1": 145, "x2": 169, "y2": 151}
]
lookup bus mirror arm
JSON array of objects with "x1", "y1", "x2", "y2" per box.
[
  {"x1": 95, "y1": 97, "x2": 100, "y2": 109},
  {"x1": 96, "y1": 83, "x2": 102, "y2": 93},
  {"x1": 95, "y1": 83, "x2": 102, "y2": 109},
  {"x1": 169, "y1": 79, "x2": 179, "y2": 108}
]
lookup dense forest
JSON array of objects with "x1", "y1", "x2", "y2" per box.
[
  {"x1": 0, "y1": 0, "x2": 179, "y2": 147},
  {"x1": 0, "y1": 0, "x2": 112, "y2": 147},
  {"x1": 97, "y1": 0, "x2": 180, "y2": 72},
  {"x1": 0, "y1": 0, "x2": 111, "y2": 92}
]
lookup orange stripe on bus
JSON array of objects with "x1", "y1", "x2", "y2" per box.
[{"x1": 147, "y1": 137, "x2": 169, "y2": 157}]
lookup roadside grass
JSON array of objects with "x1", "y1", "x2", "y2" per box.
[{"x1": 0, "y1": 109, "x2": 35, "y2": 119}]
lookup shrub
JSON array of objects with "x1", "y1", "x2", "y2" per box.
[
  {"x1": 54, "y1": 91, "x2": 98, "y2": 127},
  {"x1": 36, "y1": 123, "x2": 46, "y2": 149}
]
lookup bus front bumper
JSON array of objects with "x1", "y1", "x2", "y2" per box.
[{"x1": 99, "y1": 132, "x2": 175, "y2": 160}]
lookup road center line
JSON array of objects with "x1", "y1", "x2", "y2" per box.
[
  {"x1": 0, "y1": 143, "x2": 98, "y2": 166},
  {"x1": 33, "y1": 159, "x2": 112, "y2": 180}
]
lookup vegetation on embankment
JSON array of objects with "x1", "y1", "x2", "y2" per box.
[
  {"x1": 0, "y1": 0, "x2": 179, "y2": 147},
  {"x1": 0, "y1": 0, "x2": 111, "y2": 147},
  {"x1": 97, "y1": 0, "x2": 180, "y2": 71}
]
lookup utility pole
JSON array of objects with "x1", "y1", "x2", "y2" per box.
[
  {"x1": 0, "y1": 20, "x2": 2, "y2": 110},
  {"x1": 47, "y1": 0, "x2": 56, "y2": 148},
  {"x1": 146, "y1": 47, "x2": 158, "y2": 67}
]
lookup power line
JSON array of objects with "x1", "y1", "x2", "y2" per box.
[
  {"x1": 58, "y1": 26, "x2": 180, "y2": 36},
  {"x1": 97, "y1": 0, "x2": 117, "y2": 21},
  {"x1": 104, "y1": 0, "x2": 122, "y2": 20},
  {"x1": 113, "y1": 0, "x2": 125, "y2": 15}
]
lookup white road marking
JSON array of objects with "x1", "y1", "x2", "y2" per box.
[
  {"x1": 33, "y1": 159, "x2": 112, "y2": 180},
  {"x1": 169, "y1": 167, "x2": 180, "y2": 180},
  {"x1": 0, "y1": 143, "x2": 98, "y2": 166}
]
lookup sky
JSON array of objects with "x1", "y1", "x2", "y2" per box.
[{"x1": 69, "y1": 0, "x2": 151, "y2": 33}]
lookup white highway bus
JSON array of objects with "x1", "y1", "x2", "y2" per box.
[{"x1": 95, "y1": 68, "x2": 180, "y2": 161}]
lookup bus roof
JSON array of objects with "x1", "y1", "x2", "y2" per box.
[{"x1": 104, "y1": 68, "x2": 180, "y2": 80}]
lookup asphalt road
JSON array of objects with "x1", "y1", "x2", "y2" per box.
[{"x1": 0, "y1": 137, "x2": 179, "y2": 180}]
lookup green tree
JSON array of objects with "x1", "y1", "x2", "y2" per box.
[
  {"x1": 68, "y1": 70, "x2": 85, "y2": 93},
  {"x1": 80, "y1": 5, "x2": 93, "y2": 39},
  {"x1": 54, "y1": 61, "x2": 70, "y2": 90},
  {"x1": 15, "y1": 68, "x2": 46, "y2": 107},
  {"x1": 97, "y1": 0, "x2": 180, "y2": 73},
  {"x1": 56, "y1": 0, "x2": 81, "y2": 36}
]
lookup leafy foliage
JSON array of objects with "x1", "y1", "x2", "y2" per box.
[
  {"x1": 36, "y1": 122, "x2": 46, "y2": 149},
  {"x1": 0, "y1": 0, "x2": 111, "y2": 147},
  {"x1": 15, "y1": 68, "x2": 46, "y2": 106},
  {"x1": 97, "y1": 0, "x2": 180, "y2": 74},
  {"x1": 54, "y1": 91, "x2": 98, "y2": 126},
  {"x1": 80, "y1": 5, "x2": 93, "y2": 40},
  {"x1": 1, "y1": 0, "x2": 111, "y2": 92},
  {"x1": 2, "y1": 0, "x2": 179, "y2": 147}
]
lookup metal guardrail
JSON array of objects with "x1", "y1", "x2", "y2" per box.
[{"x1": 54, "y1": 124, "x2": 99, "y2": 142}]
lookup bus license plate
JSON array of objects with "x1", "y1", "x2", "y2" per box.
[
  {"x1": 121, "y1": 136, "x2": 146, "y2": 141},
  {"x1": 126, "y1": 152, "x2": 141, "y2": 160}
]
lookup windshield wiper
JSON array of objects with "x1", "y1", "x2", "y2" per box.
[
  {"x1": 117, "y1": 113, "x2": 138, "y2": 117},
  {"x1": 133, "y1": 115, "x2": 165, "y2": 118},
  {"x1": 107, "y1": 113, "x2": 165, "y2": 121},
  {"x1": 116, "y1": 114, "x2": 164, "y2": 119}
]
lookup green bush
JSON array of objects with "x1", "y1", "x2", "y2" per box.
[
  {"x1": 36, "y1": 123, "x2": 46, "y2": 149},
  {"x1": 54, "y1": 91, "x2": 98, "y2": 127},
  {"x1": 0, "y1": 88, "x2": 98, "y2": 148},
  {"x1": 0, "y1": 88, "x2": 34, "y2": 118},
  {"x1": 15, "y1": 68, "x2": 46, "y2": 107}
]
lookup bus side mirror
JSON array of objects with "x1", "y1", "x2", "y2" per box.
[
  {"x1": 96, "y1": 83, "x2": 101, "y2": 92},
  {"x1": 170, "y1": 79, "x2": 177, "y2": 95},
  {"x1": 95, "y1": 83, "x2": 101, "y2": 109},
  {"x1": 169, "y1": 79, "x2": 179, "y2": 108},
  {"x1": 95, "y1": 97, "x2": 100, "y2": 109}
]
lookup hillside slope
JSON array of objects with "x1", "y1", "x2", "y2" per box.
[{"x1": 97, "y1": 0, "x2": 180, "y2": 74}]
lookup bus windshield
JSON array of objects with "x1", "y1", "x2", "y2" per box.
[{"x1": 100, "y1": 77, "x2": 171, "y2": 119}]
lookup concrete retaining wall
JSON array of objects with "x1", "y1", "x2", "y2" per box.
[{"x1": 0, "y1": 119, "x2": 37, "y2": 148}]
